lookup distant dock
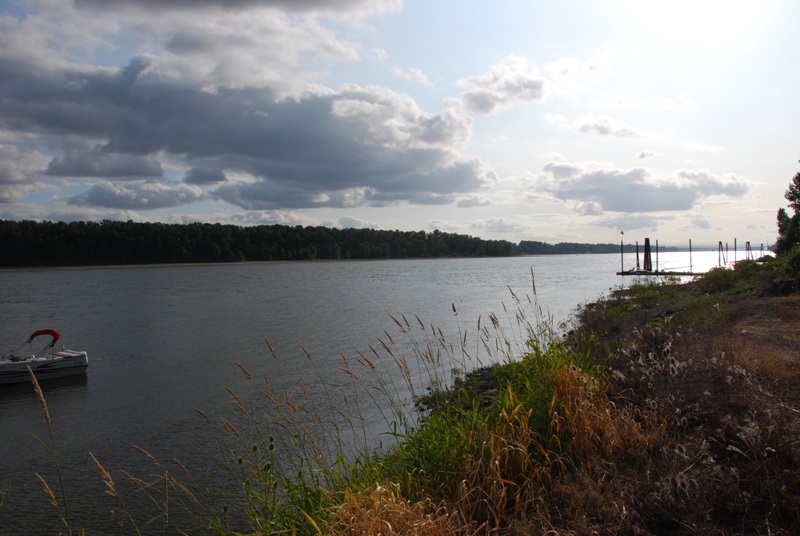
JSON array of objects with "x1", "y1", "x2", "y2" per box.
[
  {"x1": 617, "y1": 269, "x2": 694, "y2": 276},
  {"x1": 617, "y1": 237, "x2": 687, "y2": 277},
  {"x1": 615, "y1": 236, "x2": 769, "y2": 277}
]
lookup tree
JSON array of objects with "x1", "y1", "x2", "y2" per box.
[
  {"x1": 786, "y1": 171, "x2": 800, "y2": 213},
  {"x1": 776, "y1": 171, "x2": 800, "y2": 255}
]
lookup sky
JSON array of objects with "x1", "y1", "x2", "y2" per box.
[{"x1": 1, "y1": 0, "x2": 798, "y2": 247}]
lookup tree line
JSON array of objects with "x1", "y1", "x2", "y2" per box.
[
  {"x1": 0, "y1": 220, "x2": 516, "y2": 266},
  {"x1": 512, "y1": 240, "x2": 676, "y2": 255},
  {"x1": 0, "y1": 219, "x2": 690, "y2": 268}
]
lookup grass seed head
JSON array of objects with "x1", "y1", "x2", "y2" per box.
[{"x1": 28, "y1": 366, "x2": 50, "y2": 424}]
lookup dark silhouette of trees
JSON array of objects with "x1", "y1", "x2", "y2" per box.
[
  {"x1": 513, "y1": 240, "x2": 662, "y2": 255},
  {"x1": 776, "y1": 171, "x2": 800, "y2": 255},
  {"x1": 0, "y1": 219, "x2": 681, "y2": 268},
  {"x1": 0, "y1": 220, "x2": 514, "y2": 267}
]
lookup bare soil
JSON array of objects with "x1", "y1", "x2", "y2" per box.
[{"x1": 719, "y1": 293, "x2": 800, "y2": 384}]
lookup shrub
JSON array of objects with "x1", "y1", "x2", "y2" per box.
[
  {"x1": 696, "y1": 266, "x2": 737, "y2": 293},
  {"x1": 780, "y1": 243, "x2": 800, "y2": 278}
]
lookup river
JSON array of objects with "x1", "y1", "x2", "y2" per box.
[{"x1": 0, "y1": 251, "x2": 722, "y2": 533}]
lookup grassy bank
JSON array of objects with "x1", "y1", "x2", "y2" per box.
[{"x1": 11, "y1": 247, "x2": 800, "y2": 534}]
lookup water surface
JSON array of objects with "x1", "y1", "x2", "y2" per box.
[{"x1": 0, "y1": 252, "x2": 720, "y2": 533}]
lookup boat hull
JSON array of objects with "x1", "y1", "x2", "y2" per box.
[{"x1": 0, "y1": 351, "x2": 89, "y2": 385}]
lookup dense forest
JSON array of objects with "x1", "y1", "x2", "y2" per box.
[
  {"x1": 512, "y1": 240, "x2": 678, "y2": 255},
  {"x1": 0, "y1": 220, "x2": 661, "y2": 268},
  {"x1": 0, "y1": 220, "x2": 514, "y2": 267}
]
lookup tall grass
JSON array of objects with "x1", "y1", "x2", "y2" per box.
[{"x1": 189, "y1": 274, "x2": 653, "y2": 534}]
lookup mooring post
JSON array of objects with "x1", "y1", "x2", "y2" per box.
[
  {"x1": 620, "y1": 231, "x2": 624, "y2": 273},
  {"x1": 689, "y1": 239, "x2": 693, "y2": 274},
  {"x1": 643, "y1": 238, "x2": 652, "y2": 272}
]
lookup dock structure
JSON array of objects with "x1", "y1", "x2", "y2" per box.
[
  {"x1": 617, "y1": 268, "x2": 694, "y2": 276},
  {"x1": 616, "y1": 237, "x2": 694, "y2": 276},
  {"x1": 616, "y1": 236, "x2": 770, "y2": 277}
]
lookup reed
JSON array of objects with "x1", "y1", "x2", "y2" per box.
[{"x1": 27, "y1": 366, "x2": 77, "y2": 535}]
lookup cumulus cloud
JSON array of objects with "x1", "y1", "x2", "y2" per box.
[
  {"x1": 542, "y1": 162, "x2": 749, "y2": 213},
  {"x1": 0, "y1": 142, "x2": 50, "y2": 202},
  {"x1": 675, "y1": 170, "x2": 748, "y2": 197},
  {"x1": 68, "y1": 182, "x2": 204, "y2": 209},
  {"x1": 457, "y1": 196, "x2": 490, "y2": 208},
  {"x1": 543, "y1": 162, "x2": 582, "y2": 180},
  {"x1": 0, "y1": 1, "x2": 372, "y2": 99},
  {"x1": 457, "y1": 56, "x2": 547, "y2": 115},
  {"x1": 578, "y1": 115, "x2": 644, "y2": 138},
  {"x1": 0, "y1": 41, "x2": 492, "y2": 213},
  {"x1": 336, "y1": 215, "x2": 376, "y2": 229},
  {"x1": 596, "y1": 214, "x2": 666, "y2": 232},
  {"x1": 547, "y1": 113, "x2": 646, "y2": 138},
  {"x1": 426, "y1": 219, "x2": 464, "y2": 233},
  {"x1": 73, "y1": 0, "x2": 402, "y2": 17},
  {"x1": 470, "y1": 217, "x2": 530, "y2": 234},
  {"x1": 183, "y1": 167, "x2": 228, "y2": 185},
  {"x1": 393, "y1": 67, "x2": 432, "y2": 86},
  {"x1": 201, "y1": 209, "x2": 318, "y2": 227},
  {"x1": 689, "y1": 214, "x2": 712, "y2": 229},
  {"x1": 46, "y1": 149, "x2": 163, "y2": 178}
]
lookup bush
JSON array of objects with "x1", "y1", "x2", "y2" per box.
[
  {"x1": 780, "y1": 243, "x2": 800, "y2": 278},
  {"x1": 696, "y1": 266, "x2": 738, "y2": 293}
]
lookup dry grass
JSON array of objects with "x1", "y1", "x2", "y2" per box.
[
  {"x1": 555, "y1": 276, "x2": 800, "y2": 535},
  {"x1": 326, "y1": 484, "x2": 475, "y2": 535}
]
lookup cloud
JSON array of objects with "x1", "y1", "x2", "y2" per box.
[
  {"x1": 470, "y1": 217, "x2": 530, "y2": 234},
  {"x1": 0, "y1": 142, "x2": 50, "y2": 202},
  {"x1": 183, "y1": 167, "x2": 228, "y2": 185},
  {"x1": 426, "y1": 219, "x2": 464, "y2": 233},
  {"x1": 543, "y1": 44, "x2": 618, "y2": 93},
  {"x1": 675, "y1": 170, "x2": 749, "y2": 197},
  {"x1": 542, "y1": 162, "x2": 749, "y2": 213},
  {"x1": 371, "y1": 48, "x2": 389, "y2": 61},
  {"x1": 457, "y1": 196, "x2": 490, "y2": 208},
  {"x1": 336, "y1": 215, "x2": 376, "y2": 229},
  {"x1": 0, "y1": 2, "x2": 369, "y2": 99},
  {"x1": 0, "y1": 43, "x2": 493, "y2": 213},
  {"x1": 392, "y1": 67, "x2": 432, "y2": 86},
  {"x1": 46, "y1": 149, "x2": 164, "y2": 178},
  {"x1": 68, "y1": 182, "x2": 204, "y2": 209},
  {"x1": 543, "y1": 162, "x2": 582, "y2": 180},
  {"x1": 596, "y1": 214, "x2": 667, "y2": 232},
  {"x1": 576, "y1": 116, "x2": 644, "y2": 137},
  {"x1": 547, "y1": 113, "x2": 646, "y2": 138},
  {"x1": 689, "y1": 214, "x2": 712, "y2": 229},
  {"x1": 193, "y1": 209, "x2": 318, "y2": 227},
  {"x1": 575, "y1": 201, "x2": 604, "y2": 216},
  {"x1": 457, "y1": 56, "x2": 547, "y2": 115},
  {"x1": 73, "y1": 0, "x2": 401, "y2": 17},
  {"x1": 638, "y1": 151, "x2": 656, "y2": 159}
]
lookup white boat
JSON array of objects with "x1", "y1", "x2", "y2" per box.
[{"x1": 0, "y1": 329, "x2": 88, "y2": 385}]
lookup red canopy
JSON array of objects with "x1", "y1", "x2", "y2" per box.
[{"x1": 27, "y1": 329, "x2": 61, "y2": 347}]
